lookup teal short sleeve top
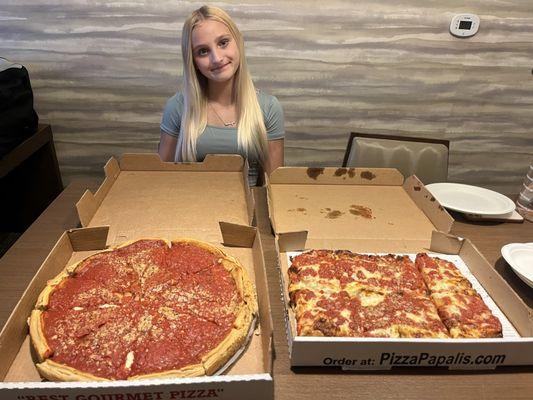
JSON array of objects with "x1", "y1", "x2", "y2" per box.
[{"x1": 160, "y1": 90, "x2": 284, "y2": 186}]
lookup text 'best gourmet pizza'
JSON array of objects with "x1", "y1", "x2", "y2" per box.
[
  {"x1": 288, "y1": 250, "x2": 502, "y2": 339},
  {"x1": 29, "y1": 238, "x2": 257, "y2": 381}
]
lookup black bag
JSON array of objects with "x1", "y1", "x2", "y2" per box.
[{"x1": 0, "y1": 58, "x2": 39, "y2": 157}]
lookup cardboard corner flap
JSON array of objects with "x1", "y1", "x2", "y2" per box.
[
  {"x1": 76, "y1": 157, "x2": 121, "y2": 227},
  {"x1": 277, "y1": 231, "x2": 308, "y2": 252},
  {"x1": 219, "y1": 222, "x2": 257, "y2": 248},
  {"x1": 67, "y1": 226, "x2": 110, "y2": 251},
  {"x1": 404, "y1": 175, "x2": 454, "y2": 233},
  {"x1": 429, "y1": 230, "x2": 464, "y2": 254},
  {"x1": 76, "y1": 190, "x2": 97, "y2": 228},
  {"x1": 103, "y1": 156, "x2": 121, "y2": 179}
]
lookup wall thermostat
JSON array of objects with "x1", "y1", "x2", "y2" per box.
[{"x1": 450, "y1": 14, "x2": 480, "y2": 38}]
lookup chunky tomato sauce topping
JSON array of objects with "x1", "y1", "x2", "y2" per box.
[{"x1": 42, "y1": 239, "x2": 242, "y2": 380}]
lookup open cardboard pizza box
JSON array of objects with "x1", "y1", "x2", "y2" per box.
[
  {"x1": 0, "y1": 154, "x2": 273, "y2": 399},
  {"x1": 267, "y1": 166, "x2": 533, "y2": 370}
]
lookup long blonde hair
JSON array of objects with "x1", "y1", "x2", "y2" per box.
[{"x1": 177, "y1": 6, "x2": 269, "y2": 166}]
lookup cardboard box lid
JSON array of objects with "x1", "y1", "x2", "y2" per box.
[
  {"x1": 267, "y1": 167, "x2": 453, "y2": 247},
  {"x1": 76, "y1": 154, "x2": 255, "y2": 245}
]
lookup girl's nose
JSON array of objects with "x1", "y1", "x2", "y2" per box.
[{"x1": 211, "y1": 49, "x2": 223, "y2": 63}]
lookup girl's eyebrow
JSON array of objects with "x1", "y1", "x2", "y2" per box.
[{"x1": 193, "y1": 34, "x2": 231, "y2": 52}]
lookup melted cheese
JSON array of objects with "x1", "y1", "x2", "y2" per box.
[
  {"x1": 125, "y1": 351, "x2": 134, "y2": 369},
  {"x1": 359, "y1": 291, "x2": 385, "y2": 307}
]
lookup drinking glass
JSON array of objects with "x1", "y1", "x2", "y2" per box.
[{"x1": 516, "y1": 163, "x2": 533, "y2": 222}]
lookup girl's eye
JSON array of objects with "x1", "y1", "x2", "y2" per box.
[
  {"x1": 197, "y1": 48, "x2": 208, "y2": 56},
  {"x1": 219, "y1": 38, "x2": 229, "y2": 47}
]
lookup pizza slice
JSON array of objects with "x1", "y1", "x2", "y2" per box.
[
  {"x1": 35, "y1": 251, "x2": 140, "y2": 314},
  {"x1": 149, "y1": 272, "x2": 241, "y2": 328},
  {"x1": 355, "y1": 289, "x2": 449, "y2": 338},
  {"x1": 288, "y1": 250, "x2": 346, "y2": 304},
  {"x1": 288, "y1": 264, "x2": 341, "y2": 304},
  {"x1": 289, "y1": 251, "x2": 427, "y2": 304},
  {"x1": 431, "y1": 290, "x2": 503, "y2": 338},
  {"x1": 293, "y1": 285, "x2": 449, "y2": 338},
  {"x1": 32, "y1": 299, "x2": 145, "y2": 380},
  {"x1": 127, "y1": 303, "x2": 228, "y2": 378},
  {"x1": 292, "y1": 289, "x2": 362, "y2": 336},
  {"x1": 415, "y1": 252, "x2": 472, "y2": 293},
  {"x1": 344, "y1": 254, "x2": 427, "y2": 295}
]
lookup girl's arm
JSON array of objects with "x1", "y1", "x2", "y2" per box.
[
  {"x1": 158, "y1": 131, "x2": 178, "y2": 161},
  {"x1": 266, "y1": 138, "x2": 284, "y2": 174}
]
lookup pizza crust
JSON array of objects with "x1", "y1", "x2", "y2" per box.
[
  {"x1": 171, "y1": 238, "x2": 225, "y2": 257},
  {"x1": 202, "y1": 322, "x2": 251, "y2": 375},
  {"x1": 128, "y1": 364, "x2": 205, "y2": 380},
  {"x1": 29, "y1": 238, "x2": 257, "y2": 381},
  {"x1": 29, "y1": 310, "x2": 52, "y2": 362},
  {"x1": 36, "y1": 359, "x2": 110, "y2": 382},
  {"x1": 115, "y1": 237, "x2": 172, "y2": 251}
]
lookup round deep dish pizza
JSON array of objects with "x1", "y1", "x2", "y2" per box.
[{"x1": 29, "y1": 238, "x2": 257, "y2": 381}]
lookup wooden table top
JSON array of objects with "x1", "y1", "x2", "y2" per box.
[{"x1": 1, "y1": 182, "x2": 532, "y2": 399}]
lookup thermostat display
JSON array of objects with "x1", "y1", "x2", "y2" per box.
[
  {"x1": 450, "y1": 14, "x2": 479, "y2": 38},
  {"x1": 459, "y1": 20, "x2": 472, "y2": 30}
]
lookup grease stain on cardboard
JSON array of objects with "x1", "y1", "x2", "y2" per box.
[
  {"x1": 334, "y1": 168, "x2": 348, "y2": 177},
  {"x1": 320, "y1": 208, "x2": 344, "y2": 219},
  {"x1": 307, "y1": 168, "x2": 324, "y2": 180},
  {"x1": 349, "y1": 205, "x2": 374, "y2": 219},
  {"x1": 334, "y1": 168, "x2": 357, "y2": 179},
  {"x1": 360, "y1": 171, "x2": 376, "y2": 180},
  {"x1": 288, "y1": 208, "x2": 307, "y2": 215},
  {"x1": 326, "y1": 210, "x2": 344, "y2": 219},
  {"x1": 317, "y1": 205, "x2": 374, "y2": 220}
]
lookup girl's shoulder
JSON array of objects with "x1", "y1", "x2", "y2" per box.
[
  {"x1": 167, "y1": 91, "x2": 185, "y2": 106},
  {"x1": 256, "y1": 89, "x2": 282, "y2": 114},
  {"x1": 162, "y1": 91, "x2": 186, "y2": 119},
  {"x1": 256, "y1": 89, "x2": 276, "y2": 106}
]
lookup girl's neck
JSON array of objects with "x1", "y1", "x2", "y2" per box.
[{"x1": 207, "y1": 78, "x2": 235, "y2": 106}]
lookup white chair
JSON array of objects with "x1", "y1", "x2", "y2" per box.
[{"x1": 342, "y1": 132, "x2": 449, "y2": 184}]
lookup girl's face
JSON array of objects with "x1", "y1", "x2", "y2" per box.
[{"x1": 191, "y1": 19, "x2": 240, "y2": 84}]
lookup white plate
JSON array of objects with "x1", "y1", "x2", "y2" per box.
[
  {"x1": 425, "y1": 182, "x2": 516, "y2": 216},
  {"x1": 501, "y1": 243, "x2": 533, "y2": 288}
]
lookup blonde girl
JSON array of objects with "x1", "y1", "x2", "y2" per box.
[{"x1": 158, "y1": 5, "x2": 284, "y2": 185}]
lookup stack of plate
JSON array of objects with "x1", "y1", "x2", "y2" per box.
[
  {"x1": 501, "y1": 243, "x2": 533, "y2": 289},
  {"x1": 425, "y1": 183, "x2": 517, "y2": 219}
]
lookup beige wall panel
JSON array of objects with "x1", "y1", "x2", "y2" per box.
[{"x1": 1, "y1": 0, "x2": 532, "y2": 192}]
